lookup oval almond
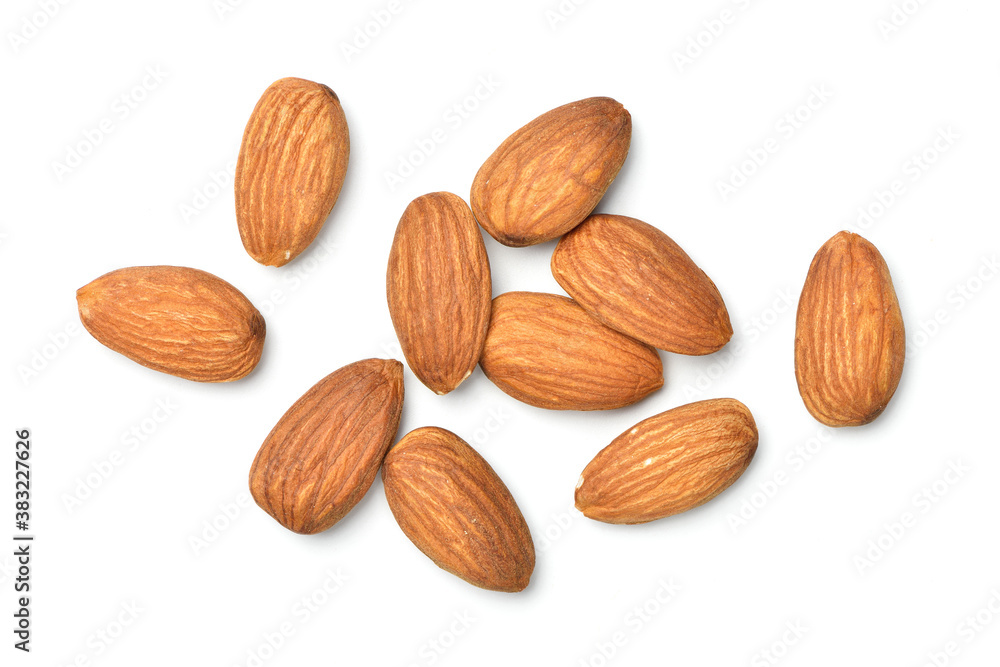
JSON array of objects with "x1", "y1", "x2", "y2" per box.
[
  {"x1": 552, "y1": 214, "x2": 733, "y2": 355},
  {"x1": 576, "y1": 398, "x2": 758, "y2": 524},
  {"x1": 479, "y1": 291, "x2": 663, "y2": 410},
  {"x1": 249, "y1": 359, "x2": 404, "y2": 534},
  {"x1": 382, "y1": 427, "x2": 534, "y2": 592},
  {"x1": 387, "y1": 192, "x2": 492, "y2": 395},
  {"x1": 235, "y1": 77, "x2": 350, "y2": 267},
  {"x1": 76, "y1": 266, "x2": 265, "y2": 382},
  {"x1": 470, "y1": 97, "x2": 631, "y2": 247},
  {"x1": 794, "y1": 231, "x2": 905, "y2": 427}
]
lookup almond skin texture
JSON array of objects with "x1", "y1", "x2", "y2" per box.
[
  {"x1": 479, "y1": 291, "x2": 663, "y2": 410},
  {"x1": 382, "y1": 427, "x2": 535, "y2": 592},
  {"x1": 576, "y1": 399, "x2": 758, "y2": 524},
  {"x1": 387, "y1": 192, "x2": 492, "y2": 395},
  {"x1": 470, "y1": 97, "x2": 631, "y2": 247},
  {"x1": 249, "y1": 359, "x2": 403, "y2": 535},
  {"x1": 76, "y1": 266, "x2": 264, "y2": 382},
  {"x1": 552, "y1": 214, "x2": 733, "y2": 355},
  {"x1": 795, "y1": 231, "x2": 905, "y2": 427},
  {"x1": 235, "y1": 77, "x2": 350, "y2": 267}
]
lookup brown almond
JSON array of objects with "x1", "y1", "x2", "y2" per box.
[
  {"x1": 552, "y1": 214, "x2": 733, "y2": 355},
  {"x1": 470, "y1": 97, "x2": 631, "y2": 247},
  {"x1": 386, "y1": 192, "x2": 492, "y2": 395},
  {"x1": 76, "y1": 266, "x2": 264, "y2": 382},
  {"x1": 235, "y1": 77, "x2": 350, "y2": 267},
  {"x1": 576, "y1": 399, "x2": 758, "y2": 524},
  {"x1": 382, "y1": 427, "x2": 534, "y2": 592},
  {"x1": 249, "y1": 359, "x2": 403, "y2": 534},
  {"x1": 479, "y1": 291, "x2": 663, "y2": 410},
  {"x1": 794, "y1": 231, "x2": 905, "y2": 427}
]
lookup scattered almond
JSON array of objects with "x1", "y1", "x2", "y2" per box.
[
  {"x1": 576, "y1": 398, "x2": 758, "y2": 524},
  {"x1": 76, "y1": 265, "x2": 264, "y2": 382},
  {"x1": 479, "y1": 291, "x2": 663, "y2": 410},
  {"x1": 235, "y1": 77, "x2": 350, "y2": 267},
  {"x1": 552, "y1": 214, "x2": 733, "y2": 355},
  {"x1": 249, "y1": 359, "x2": 403, "y2": 534},
  {"x1": 387, "y1": 192, "x2": 492, "y2": 395},
  {"x1": 382, "y1": 426, "x2": 535, "y2": 592},
  {"x1": 470, "y1": 97, "x2": 631, "y2": 247},
  {"x1": 794, "y1": 231, "x2": 905, "y2": 427}
]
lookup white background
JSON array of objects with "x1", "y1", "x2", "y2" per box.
[{"x1": 3, "y1": 0, "x2": 999, "y2": 665}]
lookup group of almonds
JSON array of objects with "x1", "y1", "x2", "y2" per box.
[{"x1": 75, "y1": 77, "x2": 905, "y2": 593}]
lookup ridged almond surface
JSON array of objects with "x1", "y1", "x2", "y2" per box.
[
  {"x1": 794, "y1": 231, "x2": 905, "y2": 427},
  {"x1": 552, "y1": 214, "x2": 733, "y2": 355},
  {"x1": 387, "y1": 192, "x2": 492, "y2": 395},
  {"x1": 479, "y1": 291, "x2": 663, "y2": 410},
  {"x1": 235, "y1": 77, "x2": 350, "y2": 266},
  {"x1": 470, "y1": 97, "x2": 631, "y2": 247},
  {"x1": 76, "y1": 266, "x2": 264, "y2": 382},
  {"x1": 576, "y1": 399, "x2": 758, "y2": 524},
  {"x1": 249, "y1": 359, "x2": 403, "y2": 534},
  {"x1": 382, "y1": 427, "x2": 534, "y2": 592}
]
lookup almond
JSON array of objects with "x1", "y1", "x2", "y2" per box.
[
  {"x1": 386, "y1": 192, "x2": 492, "y2": 395},
  {"x1": 249, "y1": 359, "x2": 403, "y2": 534},
  {"x1": 382, "y1": 427, "x2": 534, "y2": 592},
  {"x1": 235, "y1": 77, "x2": 350, "y2": 267},
  {"x1": 470, "y1": 97, "x2": 631, "y2": 247},
  {"x1": 479, "y1": 291, "x2": 663, "y2": 410},
  {"x1": 76, "y1": 266, "x2": 264, "y2": 382},
  {"x1": 795, "y1": 231, "x2": 905, "y2": 427},
  {"x1": 551, "y1": 214, "x2": 733, "y2": 355},
  {"x1": 575, "y1": 399, "x2": 758, "y2": 524}
]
